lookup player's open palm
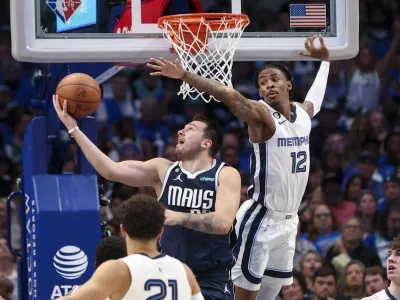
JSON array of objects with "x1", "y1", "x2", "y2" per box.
[
  {"x1": 147, "y1": 58, "x2": 185, "y2": 79},
  {"x1": 52, "y1": 95, "x2": 77, "y2": 130},
  {"x1": 299, "y1": 34, "x2": 330, "y2": 61}
]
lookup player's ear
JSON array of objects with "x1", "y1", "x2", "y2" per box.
[
  {"x1": 203, "y1": 139, "x2": 212, "y2": 150},
  {"x1": 157, "y1": 227, "x2": 164, "y2": 239},
  {"x1": 120, "y1": 224, "x2": 127, "y2": 238},
  {"x1": 287, "y1": 81, "x2": 293, "y2": 93}
]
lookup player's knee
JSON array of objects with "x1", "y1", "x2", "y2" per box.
[{"x1": 257, "y1": 279, "x2": 282, "y2": 300}]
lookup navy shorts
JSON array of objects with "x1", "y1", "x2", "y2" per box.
[{"x1": 198, "y1": 279, "x2": 234, "y2": 300}]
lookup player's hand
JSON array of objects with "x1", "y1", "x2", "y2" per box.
[
  {"x1": 53, "y1": 95, "x2": 78, "y2": 131},
  {"x1": 164, "y1": 209, "x2": 183, "y2": 226},
  {"x1": 147, "y1": 58, "x2": 185, "y2": 79},
  {"x1": 299, "y1": 35, "x2": 330, "y2": 62}
]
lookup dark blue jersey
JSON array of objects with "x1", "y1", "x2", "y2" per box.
[{"x1": 158, "y1": 160, "x2": 234, "y2": 278}]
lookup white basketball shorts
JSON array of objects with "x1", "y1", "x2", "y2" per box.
[{"x1": 231, "y1": 199, "x2": 298, "y2": 291}]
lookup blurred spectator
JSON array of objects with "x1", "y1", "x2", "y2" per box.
[
  {"x1": 364, "y1": 203, "x2": 400, "y2": 267},
  {"x1": 325, "y1": 217, "x2": 381, "y2": 274},
  {"x1": 343, "y1": 174, "x2": 364, "y2": 203},
  {"x1": 96, "y1": 73, "x2": 135, "y2": 125},
  {"x1": 355, "y1": 191, "x2": 380, "y2": 237},
  {"x1": 0, "y1": 238, "x2": 17, "y2": 300},
  {"x1": 312, "y1": 267, "x2": 337, "y2": 300},
  {"x1": 278, "y1": 271, "x2": 307, "y2": 300},
  {"x1": 0, "y1": 276, "x2": 13, "y2": 300},
  {"x1": 321, "y1": 173, "x2": 357, "y2": 223},
  {"x1": 163, "y1": 143, "x2": 178, "y2": 162},
  {"x1": 299, "y1": 250, "x2": 323, "y2": 298},
  {"x1": 336, "y1": 260, "x2": 365, "y2": 300},
  {"x1": 378, "y1": 174, "x2": 400, "y2": 211},
  {"x1": 300, "y1": 204, "x2": 341, "y2": 257},
  {"x1": 364, "y1": 266, "x2": 389, "y2": 297},
  {"x1": 135, "y1": 97, "x2": 171, "y2": 157}
]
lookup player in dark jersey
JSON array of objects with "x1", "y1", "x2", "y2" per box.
[{"x1": 53, "y1": 99, "x2": 241, "y2": 300}]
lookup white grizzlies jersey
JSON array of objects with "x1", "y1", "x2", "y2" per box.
[
  {"x1": 248, "y1": 101, "x2": 311, "y2": 213},
  {"x1": 121, "y1": 253, "x2": 192, "y2": 300},
  {"x1": 374, "y1": 288, "x2": 397, "y2": 299}
]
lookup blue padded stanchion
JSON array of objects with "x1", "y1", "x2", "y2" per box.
[{"x1": 18, "y1": 116, "x2": 101, "y2": 299}]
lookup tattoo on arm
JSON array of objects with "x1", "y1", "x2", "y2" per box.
[
  {"x1": 182, "y1": 213, "x2": 221, "y2": 234},
  {"x1": 181, "y1": 71, "x2": 254, "y2": 123},
  {"x1": 301, "y1": 102, "x2": 314, "y2": 119}
]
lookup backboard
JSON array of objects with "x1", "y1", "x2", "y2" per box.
[{"x1": 11, "y1": 0, "x2": 359, "y2": 63}]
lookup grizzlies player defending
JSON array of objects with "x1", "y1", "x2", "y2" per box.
[
  {"x1": 53, "y1": 98, "x2": 241, "y2": 299},
  {"x1": 59, "y1": 194, "x2": 203, "y2": 300},
  {"x1": 362, "y1": 236, "x2": 400, "y2": 300},
  {"x1": 147, "y1": 35, "x2": 331, "y2": 300}
]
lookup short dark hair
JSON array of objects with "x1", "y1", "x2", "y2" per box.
[
  {"x1": 95, "y1": 236, "x2": 127, "y2": 269},
  {"x1": 389, "y1": 235, "x2": 400, "y2": 252},
  {"x1": 364, "y1": 266, "x2": 387, "y2": 281},
  {"x1": 117, "y1": 194, "x2": 165, "y2": 240},
  {"x1": 192, "y1": 114, "x2": 223, "y2": 158},
  {"x1": 255, "y1": 62, "x2": 295, "y2": 98},
  {"x1": 313, "y1": 266, "x2": 337, "y2": 283}
]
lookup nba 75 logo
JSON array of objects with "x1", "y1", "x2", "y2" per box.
[{"x1": 46, "y1": 0, "x2": 82, "y2": 23}]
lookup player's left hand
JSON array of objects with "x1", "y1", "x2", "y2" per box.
[
  {"x1": 164, "y1": 209, "x2": 183, "y2": 226},
  {"x1": 147, "y1": 58, "x2": 185, "y2": 79},
  {"x1": 299, "y1": 34, "x2": 330, "y2": 61}
]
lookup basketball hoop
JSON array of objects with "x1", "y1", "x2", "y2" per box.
[{"x1": 158, "y1": 13, "x2": 250, "y2": 102}]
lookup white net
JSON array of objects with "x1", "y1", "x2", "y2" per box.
[{"x1": 159, "y1": 14, "x2": 249, "y2": 102}]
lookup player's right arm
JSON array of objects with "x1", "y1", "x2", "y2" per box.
[
  {"x1": 147, "y1": 58, "x2": 276, "y2": 139},
  {"x1": 52, "y1": 95, "x2": 169, "y2": 187},
  {"x1": 182, "y1": 264, "x2": 205, "y2": 300}
]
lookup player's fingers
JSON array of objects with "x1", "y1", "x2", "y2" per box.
[
  {"x1": 150, "y1": 72, "x2": 162, "y2": 76},
  {"x1": 160, "y1": 57, "x2": 172, "y2": 65},
  {"x1": 318, "y1": 34, "x2": 326, "y2": 47},
  {"x1": 298, "y1": 51, "x2": 312, "y2": 57},
  {"x1": 62, "y1": 99, "x2": 68, "y2": 114},
  {"x1": 304, "y1": 37, "x2": 312, "y2": 52},
  {"x1": 149, "y1": 57, "x2": 165, "y2": 66},
  {"x1": 146, "y1": 63, "x2": 163, "y2": 70},
  {"x1": 175, "y1": 58, "x2": 182, "y2": 68},
  {"x1": 53, "y1": 95, "x2": 61, "y2": 112},
  {"x1": 310, "y1": 35, "x2": 317, "y2": 49}
]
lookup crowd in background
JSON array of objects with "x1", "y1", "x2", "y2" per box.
[{"x1": 1, "y1": 0, "x2": 400, "y2": 299}]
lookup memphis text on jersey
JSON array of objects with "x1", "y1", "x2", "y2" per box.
[{"x1": 277, "y1": 136, "x2": 310, "y2": 147}]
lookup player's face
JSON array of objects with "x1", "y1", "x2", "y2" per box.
[
  {"x1": 176, "y1": 121, "x2": 211, "y2": 159},
  {"x1": 280, "y1": 278, "x2": 303, "y2": 300},
  {"x1": 387, "y1": 248, "x2": 400, "y2": 283},
  {"x1": 365, "y1": 274, "x2": 387, "y2": 296},
  {"x1": 257, "y1": 68, "x2": 292, "y2": 107}
]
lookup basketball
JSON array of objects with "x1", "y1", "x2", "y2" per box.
[{"x1": 56, "y1": 73, "x2": 101, "y2": 119}]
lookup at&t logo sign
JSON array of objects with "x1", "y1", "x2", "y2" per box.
[{"x1": 53, "y1": 246, "x2": 88, "y2": 279}]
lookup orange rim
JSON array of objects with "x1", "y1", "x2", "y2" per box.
[{"x1": 158, "y1": 13, "x2": 250, "y2": 31}]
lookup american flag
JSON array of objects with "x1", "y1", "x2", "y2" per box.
[{"x1": 290, "y1": 4, "x2": 326, "y2": 27}]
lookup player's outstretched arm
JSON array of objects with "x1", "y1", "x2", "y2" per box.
[
  {"x1": 53, "y1": 95, "x2": 169, "y2": 187},
  {"x1": 58, "y1": 260, "x2": 129, "y2": 300},
  {"x1": 298, "y1": 35, "x2": 330, "y2": 119},
  {"x1": 183, "y1": 264, "x2": 205, "y2": 300},
  {"x1": 164, "y1": 166, "x2": 241, "y2": 234},
  {"x1": 147, "y1": 58, "x2": 275, "y2": 129}
]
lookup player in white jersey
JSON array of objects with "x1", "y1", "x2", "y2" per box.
[
  {"x1": 363, "y1": 236, "x2": 400, "y2": 300},
  {"x1": 147, "y1": 35, "x2": 331, "y2": 300},
  {"x1": 59, "y1": 194, "x2": 204, "y2": 300}
]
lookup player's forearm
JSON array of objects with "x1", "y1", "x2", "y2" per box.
[
  {"x1": 181, "y1": 71, "x2": 254, "y2": 122},
  {"x1": 180, "y1": 212, "x2": 231, "y2": 235},
  {"x1": 71, "y1": 129, "x2": 117, "y2": 180}
]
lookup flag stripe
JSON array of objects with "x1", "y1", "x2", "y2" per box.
[{"x1": 290, "y1": 3, "x2": 327, "y2": 27}]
